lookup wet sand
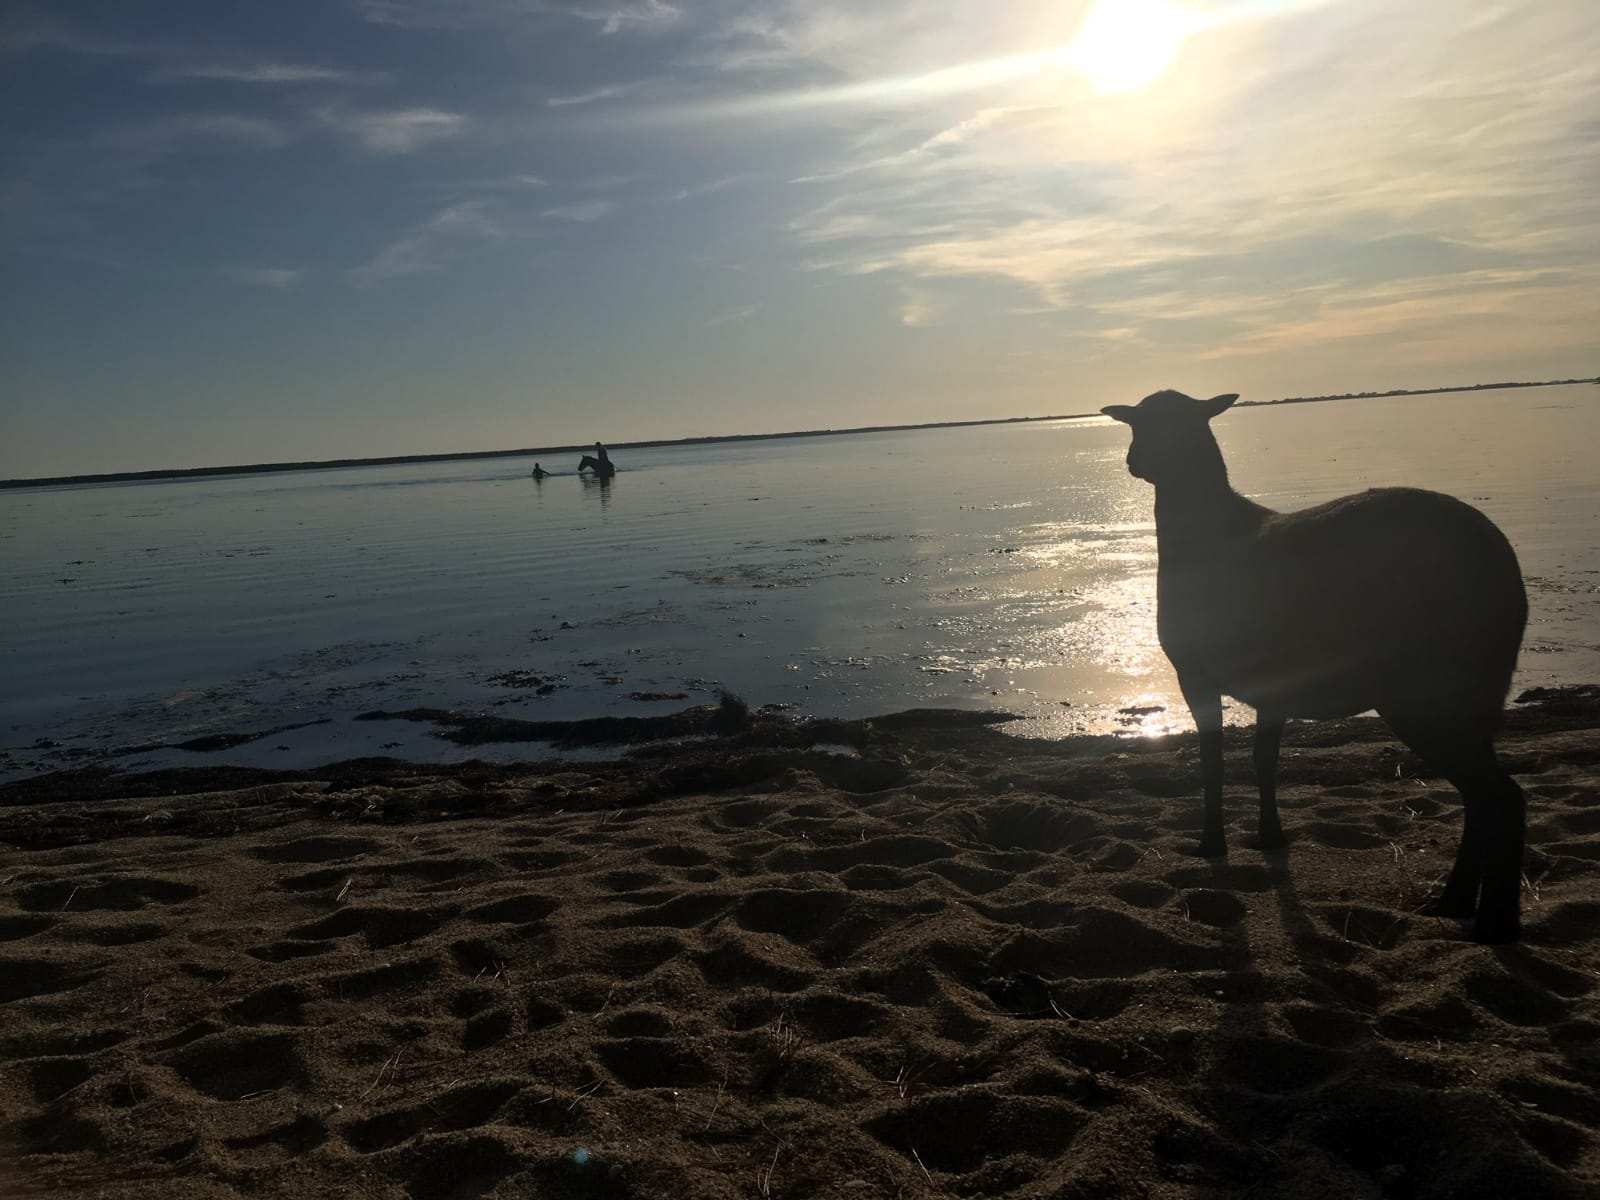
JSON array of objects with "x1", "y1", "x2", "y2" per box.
[{"x1": 2, "y1": 691, "x2": 1597, "y2": 1199}]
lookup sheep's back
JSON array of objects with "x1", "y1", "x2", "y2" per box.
[{"x1": 1157, "y1": 487, "x2": 1526, "y2": 720}]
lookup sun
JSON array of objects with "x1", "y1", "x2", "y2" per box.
[{"x1": 1057, "y1": 0, "x2": 1197, "y2": 96}]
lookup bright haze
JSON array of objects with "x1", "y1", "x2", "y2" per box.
[{"x1": 3, "y1": 1, "x2": 1597, "y2": 477}]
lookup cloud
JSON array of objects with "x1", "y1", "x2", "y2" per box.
[
  {"x1": 226, "y1": 266, "x2": 301, "y2": 288},
  {"x1": 704, "y1": 303, "x2": 760, "y2": 327},
  {"x1": 768, "y1": 0, "x2": 1599, "y2": 358},
  {"x1": 575, "y1": 174, "x2": 642, "y2": 191},
  {"x1": 2, "y1": 12, "x2": 377, "y2": 88},
  {"x1": 898, "y1": 288, "x2": 947, "y2": 327},
  {"x1": 590, "y1": 1, "x2": 680, "y2": 36},
  {"x1": 348, "y1": 201, "x2": 504, "y2": 285},
  {"x1": 102, "y1": 114, "x2": 298, "y2": 158},
  {"x1": 678, "y1": 2, "x2": 1000, "y2": 77},
  {"x1": 546, "y1": 82, "x2": 641, "y2": 108},
  {"x1": 0, "y1": 109, "x2": 298, "y2": 225},
  {"x1": 667, "y1": 173, "x2": 762, "y2": 201},
  {"x1": 151, "y1": 62, "x2": 383, "y2": 86},
  {"x1": 1196, "y1": 268, "x2": 1600, "y2": 363},
  {"x1": 356, "y1": 0, "x2": 681, "y2": 36},
  {"x1": 540, "y1": 200, "x2": 617, "y2": 222},
  {"x1": 0, "y1": 10, "x2": 163, "y2": 58},
  {"x1": 470, "y1": 174, "x2": 550, "y2": 190},
  {"x1": 321, "y1": 108, "x2": 467, "y2": 154}
]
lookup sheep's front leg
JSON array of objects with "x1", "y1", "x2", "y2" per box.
[
  {"x1": 1254, "y1": 715, "x2": 1287, "y2": 850},
  {"x1": 1181, "y1": 681, "x2": 1226, "y2": 857}
]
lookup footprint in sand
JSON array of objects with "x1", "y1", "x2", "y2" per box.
[
  {"x1": 1314, "y1": 904, "x2": 1410, "y2": 950},
  {"x1": 1280, "y1": 1002, "x2": 1370, "y2": 1048},
  {"x1": 289, "y1": 905, "x2": 452, "y2": 950},
  {"x1": 247, "y1": 938, "x2": 336, "y2": 963},
  {"x1": 0, "y1": 915, "x2": 56, "y2": 942},
  {"x1": 1463, "y1": 968, "x2": 1571, "y2": 1026},
  {"x1": 23, "y1": 1057, "x2": 96, "y2": 1103},
  {"x1": 1303, "y1": 822, "x2": 1389, "y2": 850},
  {"x1": 1179, "y1": 889, "x2": 1249, "y2": 928},
  {"x1": 0, "y1": 957, "x2": 101, "y2": 1004},
  {"x1": 248, "y1": 835, "x2": 381, "y2": 864},
  {"x1": 865, "y1": 1091, "x2": 1085, "y2": 1173},
  {"x1": 461, "y1": 1008, "x2": 513, "y2": 1050},
  {"x1": 224, "y1": 1114, "x2": 328, "y2": 1164},
  {"x1": 1109, "y1": 880, "x2": 1177, "y2": 909},
  {"x1": 463, "y1": 893, "x2": 561, "y2": 924},
  {"x1": 1526, "y1": 899, "x2": 1600, "y2": 947},
  {"x1": 166, "y1": 1029, "x2": 306, "y2": 1101},
  {"x1": 225, "y1": 982, "x2": 312, "y2": 1026},
  {"x1": 16, "y1": 877, "x2": 198, "y2": 912}
]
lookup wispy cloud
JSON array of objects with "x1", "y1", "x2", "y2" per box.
[
  {"x1": 667, "y1": 173, "x2": 762, "y2": 201},
  {"x1": 898, "y1": 288, "x2": 947, "y2": 327},
  {"x1": 102, "y1": 114, "x2": 298, "y2": 159},
  {"x1": 592, "y1": 0, "x2": 680, "y2": 36},
  {"x1": 704, "y1": 303, "x2": 760, "y2": 328},
  {"x1": 0, "y1": 10, "x2": 163, "y2": 58},
  {"x1": 546, "y1": 82, "x2": 641, "y2": 107},
  {"x1": 320, "y1": 108, "x2": 467, "y2": 154},
  {"x1": 152, "y1": 62, "x2": 384, "y2": 86},
  {"x1": 467, "y1": 174, "x2": 550, "y2": 191},
  {"x1": 1197, "y1": 268, "x2": 1600, "y2": 363},
  {"x1": 540, "y1": 199, "x2": 617, "y2": 222},
  {"x1": 0, "y1": 110, "x2": 297, "y2": 226},
  {"x1": 578, "y1": 174, "x2": 644, "y2": 191},
  {"x1": 771, "y1": 0, "x2": 1600, "y2": 359},
  {"x1": 2, "y1": 11, "x2": 376, "y2": 89},
  {"x1": 225, "y1": 266, "x2": 301, "y2": 288},
  {"x1": 348, "y1": 200, "x2": 503, "y2": 285},
  {"x1": 356, "y1": 0, "x2": 681, "y2": 36}
]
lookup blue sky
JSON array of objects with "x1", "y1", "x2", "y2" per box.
[{"x1": 3, "y1": 0, "x2": 1597, "y2": 476}]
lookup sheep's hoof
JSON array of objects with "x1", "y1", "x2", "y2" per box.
[
  {"x1": 1470, "y1": 913, "x2": 1520, "y2": 945},
  {"x1": 1194, "y1": 836, "x2": 1227, "y2": 859},
  {"x1": 1253, "y1": 826, "x2": 1288, "y2": 852},
  {"x1": 1422, "y1": 894, "x2": 1476, "y2": 920}
]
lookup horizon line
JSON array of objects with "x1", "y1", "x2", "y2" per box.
[{"x1": 4, "y1": 377, "x2": 1593, "y2": 491}]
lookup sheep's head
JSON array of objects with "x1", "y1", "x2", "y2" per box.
[{"x1": 1101, "y1": 390, "x2": 1238, "y2": 486}]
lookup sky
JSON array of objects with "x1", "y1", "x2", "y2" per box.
[{"x1": 2, "y1": 0, "x2": 1597, "y2": 477}]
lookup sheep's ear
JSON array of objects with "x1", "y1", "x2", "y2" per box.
[
  {"x1": 1101, "y1": 405, "x2": 1137, "y2": 424},
  {"x1": 1203, "y1": 393, "x2": 1239, "y2": 418}
]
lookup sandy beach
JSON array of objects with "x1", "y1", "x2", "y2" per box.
[{"x1": 2, "y1": 690, "x2": 1597, "y2": 1199}]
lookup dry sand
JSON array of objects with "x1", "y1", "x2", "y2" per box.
[{"x1": 2, "y1": 692, "x2": 1597, "y2": 1199}]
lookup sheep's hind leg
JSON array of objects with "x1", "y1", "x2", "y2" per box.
[
  {"x1": 1252, "y1": 715, "x2": 1287, "y2": 850},
  {"x1": 1182, "y1": 682, "x2": 1227, "y2": 857},
  {"x1": 1427, "y1": 797, "x2": 1485, "y2": 920},
  {"x1": 1382, "y1": 713, "x2": 1523, "y2": 942},
  {"x1": 1464, "y1": 765, "x2": 1524, "y2": 944}
]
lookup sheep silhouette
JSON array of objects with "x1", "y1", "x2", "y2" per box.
[{"x1": 1102, "y1": 389, "x2": 1528, "y2": 943}]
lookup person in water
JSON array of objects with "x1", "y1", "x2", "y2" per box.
[
  {"x1": 531, "y1": 462, "x2": 548, "y2": 480},
  {"x1": 594, "y1": 442, "x2": 611, "y2": 469}
]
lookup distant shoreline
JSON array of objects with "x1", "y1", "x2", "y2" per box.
[{"x1": 3, "y1": 377, "x2": 1593, "y2": 491}]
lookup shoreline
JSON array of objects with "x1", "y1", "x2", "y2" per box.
[
  {"x1": 3, "y1": 377, "x2": 1592, "y2": 492},
  {"x1": 4, "y1": 682, "x2": 1595, "y2": 828}
]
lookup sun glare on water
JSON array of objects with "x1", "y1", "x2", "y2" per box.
[{"x1": 1057, "y1": 0, "x2": 1197, "y2": 95}]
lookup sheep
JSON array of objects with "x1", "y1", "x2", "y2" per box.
[{"x1": 1101, "y1": 389, "x2": 1528, "y2": 943}]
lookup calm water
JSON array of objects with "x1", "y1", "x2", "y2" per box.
[{"x1": 3, "y1": 386, "x2": 1597, "y2": 779}]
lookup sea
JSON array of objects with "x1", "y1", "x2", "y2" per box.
[{"x1": 3, "y1": 385, "x2": 1597, "y2": 781}]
